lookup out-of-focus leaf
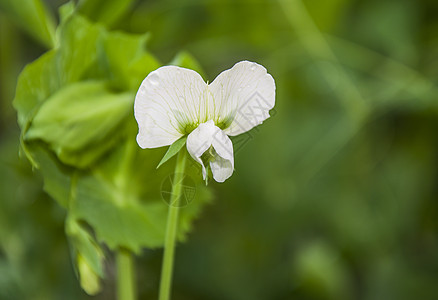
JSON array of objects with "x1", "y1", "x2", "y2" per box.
[
  {"x1": 58, "y1": 1, "x2": 75, "y2": 22},
  {"x1": 293, "y1": 241, "x2": 351, "y2": 299},
  {"x1": 74, "y1": 172, "x2": 167, "y2": 252},
  {"x1": 11, "y1": 4, "x2": 212, "y2": 289},
  {"x1": 77, "y1": 0, "x2": 134, "y2": 27},
  {"x1": 349, "y1": 0, "x2": 417, "y2": 63},
  {"x1": 27, "y1": 130, "x2": 212, "y2": 253},
  {"x1": 29, "y1": 144, "x2": 71, "y2": 207},
  {"x1": 13, "y1": 14, "x2": 102, "y2": 130},
  {"x1": 56, "y1": 15, "x2": 102, "y2": 86},
  {"x1": 25, "y1": 81, "x2": 133, "y2": 168},
  {"x1": 13, "y1": 13, "x2": 137, "y2": 167},
  {"x1": 0, "y1": 0, "x2": 56, "y2": 48},
  {"x1": 70, "y1": 139, "x2": 212, "y2": 253},
  {"x1": 157, "y1": 136, "x2": 187, "y2": 169},
  {"x1": 77, "y1": 253, "x2": 101, "y2": 295},
  {"x1": 170, "y1": 51, "x2": 206, "y2": 78},
  {"x1": 128, "y1": 52, "x2": 162, "y2": 89},
  {"x1": 66, "y1": 217, "x2": 104, "y2": 295},
  {"x1": 13, "y1": 50, "x2": 58, "y2": 129},
  {"x1": 98, "y1": 31, "x2": 161, "y2": 90},
  {"x1": 305, "y1": 0, "x2": 350, "y2": 31}
]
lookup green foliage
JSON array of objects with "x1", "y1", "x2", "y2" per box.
[
  {"x1": 30, "y1": 143, "x2": 72, "y2": 208},
  {"x1": 77, "y1": 0, "x2": 134, "y2": 27},
  {"x1": 13, "y1": 13, "x2": 101, "y2": 129},
  {"x1": 0, "y1": 0, "x2": 56, "y2": 47},
  {"x1": 98, "y1": 31, "x2": 160, "y2": 90},
  {"x1": 157, "y1": 136, "x2": 187, "y2": 169},
  {"x1": 66, "y1": 217, "x2": 104, "y2": 295},
  {"x1": 169, "y1": 51, "x2": 206, "y2": 79},
  {"x1": 25, "y1": 81, "x2": 133, "y2": 168},
  {"x1": 11, "y1": 1, "x2": 211, "y2": 294},
  {"x1": 12, "y1": 50, "x2": 56, "y2": 129},
  {"x1": 2, "y1": 0, "x2": 438, "y2": 299}
]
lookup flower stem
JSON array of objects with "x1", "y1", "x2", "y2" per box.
[
  {"x1": 117, "y1": 248, "x2": 136, "y2": 300},
  {"x1": 159, "y1": 150, "x2": 187, "y2": 300}
]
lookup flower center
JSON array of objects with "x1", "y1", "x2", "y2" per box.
[
  {"x1": 200, "y1": 146, "x2": 217, "y2": 165},
  {"x1": 179, "y1": 122, "x2": 199, "y2": 134},
  {"x1": 216, "y1": 115, "x2": 234, "y2": 130}
]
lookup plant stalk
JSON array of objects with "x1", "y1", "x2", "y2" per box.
[
  {"x1": 159, "y1": 150, "x2": 187, "y2": 300},
  {"x1": 117, "y1": 248, "x2": 136, "y2": 300}
]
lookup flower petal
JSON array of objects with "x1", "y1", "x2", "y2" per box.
[
  {"x1": 134, "y1": 65, "x2": 208, "y2": 148},
  {"x1": 186, "y1": 120, "x2": 216, "y2": 180},
  {"x1": 209, "y1": 61, "x2": 276, "y2": 136},
  {"x1": 210, "y1": 156, "x2": 233, "y2": 183},
  {"x1": 210, "y1": 125, "x2": 234, "y2": 182},
  {"x1": 186, "y1": 120, "x2": 234, "y2": 182}
]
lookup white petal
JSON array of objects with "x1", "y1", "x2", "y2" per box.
[
  {"x1": 134, "y1": 65, "x2": 208, "y2": 148},
  {"x1": 210, "y1": 126, "x2": 234, "y2": 182},
  {"x1": 210, "y1": 155, "x2": 233, "y2": 183},
  {"x1": 186, "y1": 120, "x2": 234, "y2": 182},
  {"x1": 209, "y1": 61, "x2": 276, "y2": 136},
  {"x1": 186, "y1": 120, "x2": 216, "y2": 180}
]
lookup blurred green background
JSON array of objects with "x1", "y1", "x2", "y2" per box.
[{"x1": 1, "y1": 0, "x2": 438, "y2": 299}]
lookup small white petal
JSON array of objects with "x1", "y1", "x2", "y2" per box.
[
  {"x1": 186, "y1": 120, "x2": 234, "y2": 182},
  {"x1": 210, "y1": 126, "x2": 234, "y2": 182},
  {"x1": 186, "y1": 120, "x2": 216, "y2": 180},
  {"x1": 211, "y1": 127, "x2": 233, "y2": 164},
  {"x1": 134, "y1": 66, "x2": 208, "y2": 148},
  {"x1": 209, "y1": 61, "x2": 276, "y2": 136},
  {"x1": 210, "y1": 155, "x2": 233, "y2": 182}
]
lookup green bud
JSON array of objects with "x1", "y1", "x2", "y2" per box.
[{"x1": 77, "y1": 253, "x2": 101, "y2": 295}]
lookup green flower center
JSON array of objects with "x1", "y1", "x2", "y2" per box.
[{"x1": 200, "y1": 146, "x2": 217, "y2": 166}]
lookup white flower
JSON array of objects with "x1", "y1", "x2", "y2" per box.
[{"x1": 134, "y1": 60, "x2": 276, "y2": 182}]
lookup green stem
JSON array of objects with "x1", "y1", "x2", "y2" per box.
[
  {"x1": 159, "y1": 150, "x2": 187, "y2": 300},
  {"x1": 117, "y1": 248, "x2": 136, "y2": 300}
]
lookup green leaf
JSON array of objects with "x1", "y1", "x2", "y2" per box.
[
  {"x1": 157, "y1": 136, "x2": 187, "y2": 169},
  {"x1": 25, "y1": 81, "x2": 134, "y2": 168},
  {"x1": 13, "y1": 13, "x2": 161, "y2": 168},
  {"x1": 0, "y1": 0, "x2": 56, "y2": 48},
  {"x1": 97, "y1": 30, "x2": 161, "y2": 91},
  {"x1": 58, "y1": 1, "x2": 75, "y2": 22},
  {"x1": 169, "y1": 51, "x2": 206, "y2": 78},
  {"x1": 127, "y1": 52, "x2": 162, "y2": 90},
  {"x1": 12, "y1": 6, "x2": 210, "y2": 257},
  {"x1": 77, "y1": 253, "x2": 101, "y2": 295},
  {"x1": 29, "y1": 143, "x2": 72, "y2": 207},
  {"x1": 77, "y1": 0, "x2": 134, "y2": 27},
  {"x1": 13, "y1": 50, "x2": 58, "y2": 129},
  {"x1": 70, "y1": 139, "x2": 211, "y2": 253},
  {"x1": 13, "y1": 14, "x2": 102, "y2": 130},
  {"x1": 74, "y1": 174, "x2": 167, "y2": 252},
  {"x1": 56, "y1": 14, "x2": 102, "y2": 86},
  {"x1": 66, "y1": 217, "x2": 104, "y2": 295}
]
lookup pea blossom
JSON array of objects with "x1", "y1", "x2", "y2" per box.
[{"x1": 134, "y1": 60, "x2": 276, "y2": 182}]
